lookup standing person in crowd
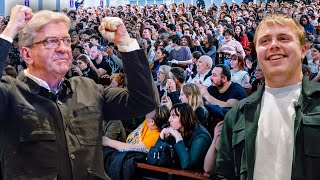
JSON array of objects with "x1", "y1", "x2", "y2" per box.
[
  {"x1": 102, "y1": 105, "x2": 170, "y2": 150},
  {"x1": 213, "y1": 14, "x2": 320, "y2": 180},
  {"x1": 0, "y1": 5, "x2": 156, "y2": 180},
  {"x1": 159, "y1": 103, "x2": 211, "y2": 170}
]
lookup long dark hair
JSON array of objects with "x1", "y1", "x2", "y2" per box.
[{"x1": 170, "y1": 103, "x2": 197, "y2": 140}]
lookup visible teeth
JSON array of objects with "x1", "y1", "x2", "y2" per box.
[{"x1": 269, "y1": 55, "x2": 284, "y2": 60}]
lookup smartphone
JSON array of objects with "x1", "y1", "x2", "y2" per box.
[{"x1": 98, "y1": 45, "x2": 106, "y2": 51}]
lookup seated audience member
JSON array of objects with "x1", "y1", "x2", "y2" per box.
[
  {"x1": 230, "y1": 53, "x2": 251, "y2": 89},
  {"x1": 72, "y1": 54, "x2": 98, "y2": 83},
  {"x1": 251, "y1": 64, "x2": 265, "y2": 93},
  {"x1": 156, "y1": 65, "x2": 171, "y2": 99},
  {"x1": 179, "y1": 83, "x2": 209, "y2": 127},
  {"x1": 150, "y1": 48, "x2": 170, "y2": 80},
  {"x1": 167, "y1": 34, "x2": 193, "y2": 68},
  {"x1": 187, "y1": 55, "x2": 212, "y2": 87},
  {"x1": 309, "y1": 44, "x2": 320, "y2": 78},
  {"x1": 203, "y1": 121, "x2": 223, "y2": 173},
  {"x1": 109, "y1": 73, "x2": 127, "y2": 88},
  {"x1": 166, "y1": 67, "x2": 186, "y2": 104},
  {"x1": 196, "y1": 64, "x2": 247, "y2": 119},
  {"x1": 196, "y1": 33, "x2": 217, "y2": 63},
  {"x1": 102, "y1": 105, "x2": 170, "y2": 150},
  {"x1": 217, "y1": 29, "x2": 245, "y2": 68},
  {"x1": 159, "y1": 103, "x2": 211, "y2": 169}
]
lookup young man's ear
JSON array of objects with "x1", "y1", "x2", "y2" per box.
[{"x1": 20, "y1": 47, "x2": 33, "y2": 65}]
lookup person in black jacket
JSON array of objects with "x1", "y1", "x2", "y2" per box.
[{"x1": 0, "y1": 5, "x2": 156, "y2": 180}]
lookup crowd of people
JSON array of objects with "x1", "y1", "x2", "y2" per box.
[{"x1": 1, "y1": 0, "x2": 320, "y2": 179}]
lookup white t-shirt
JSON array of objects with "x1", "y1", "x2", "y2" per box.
[{"x1": 253, "y1": 83, "x2": 302, "y2": 180}]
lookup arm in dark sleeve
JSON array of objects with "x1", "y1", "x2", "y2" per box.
[
  {"x1": 197, "y1": 45, "x2": 206, "y2": 55},
  {"x1": 206, "y1": 46, "x2": 216, "y2": 61},
  {"x1": 102, "y1": 49, "x2": 157, "y2": 120},
  {"x1": 0, "y1": 38, "x2": 12, "y2": 117},
  {"x1": 174, "y1": 133, "x2": 211, "y2": 169},
  {"x1": 168, "y1": 91, "x2": 181, "y2": 105},
  {"x1": 0, "y1": 38, "x2": 12, "y2": 80}
]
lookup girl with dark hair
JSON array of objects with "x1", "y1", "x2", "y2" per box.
[
  {"x1": 234, "y1": 24, "x2": 249, "y2": 49},
  {"x1": 159, "y1": 103, "x2": 211, "y2": 169},
  {"x1": 300, "y1": 14, "x2": 315, "y2": 35},
  {"x1": 150, "y1": 48, "x2": 170, "y2": 80},
  {"x1": 181, "y1": 35, "x2": 195, "y2": 51}
]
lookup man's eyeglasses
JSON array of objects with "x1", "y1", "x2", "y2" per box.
[{"x1": 30, "y1": 37, "x2": 72, "y2": 48}]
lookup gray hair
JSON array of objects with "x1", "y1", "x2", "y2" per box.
[
  {"x1": 19, "y1": 10, "x2": 71, "y2": 48},
  {"x1": 200, "y1": 55, "x2": 213, "y2": 69}
]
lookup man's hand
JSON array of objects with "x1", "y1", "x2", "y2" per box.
[
  {"x1": 3, "y1": 5, "x2": 33, "y2": 39},
  {"x1": 98, "y1": 17, "x2": 132, "y2": 46}
]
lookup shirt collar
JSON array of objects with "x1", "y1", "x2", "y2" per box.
[{"x1": 24, "y1": 69, "x2": 63, "y2": 93}]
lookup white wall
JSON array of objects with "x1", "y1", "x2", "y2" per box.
[
  {"x1": 4, "y1": 0, "x2": 32, "y2": 16},
  {"x1": 43, "y1": 0, "x2": 57, "y2": 11}
]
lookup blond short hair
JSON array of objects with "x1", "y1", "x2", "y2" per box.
[
  {"x1": 254, "y1": 14, "x2": 306, "y2": 47},
  {"x1": 19, "y1": 10, "x2": 71, "y2": 48}
]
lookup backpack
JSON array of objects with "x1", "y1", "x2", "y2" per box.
[{"x1": 146, "y1": 140, "x2": 175, "y2": 167}]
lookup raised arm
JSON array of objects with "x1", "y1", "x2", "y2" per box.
[
  {"x1": 0, "y1": 5, "x2": 33, "y2": 79},
  {"x1": 98, "y1": 17, "x2": 156, "y2": 120}
]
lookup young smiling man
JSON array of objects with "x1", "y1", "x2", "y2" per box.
[{"x1": 212, "y1": 14, "x2": 320, "y2": 180}]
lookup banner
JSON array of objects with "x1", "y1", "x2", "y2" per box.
[
  {"x1": 70, "y1": 0, "x2": 74, "y2": 8},
  {"x1": 100, "y1": 0, "x2": 104, "y2": 7},
  {"x1": 24, "y1": 0, "x2": 30, "y2": 7}
]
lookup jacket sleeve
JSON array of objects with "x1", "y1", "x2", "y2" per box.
[
  {"x1": 210, "y1": 108, "x2": 237, "y2": 180},
  {"x1": 102, "y1": 49, "x2": 157, "y2": 120},
  {"x1": 0, "y1": 38, "x2": 12, "y2": 117},
  {"x1": 0, "y1": 38, "x2": 12, "y2": 80},
  {"x1": 174, "y1": 133, "x2": 211, "y2": 169}
]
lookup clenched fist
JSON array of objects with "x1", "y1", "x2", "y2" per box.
[{"x1": 98, "y1": 17, "x2": 131, "y2": 46}]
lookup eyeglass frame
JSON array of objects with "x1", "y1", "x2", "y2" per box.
[{"x1": 27, "y1": 37, "x2": 72, "y2": 48}]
